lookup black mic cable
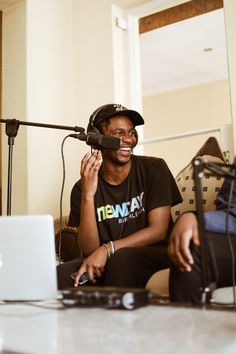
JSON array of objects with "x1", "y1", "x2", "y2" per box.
[
  {"x1": 57, "y1": 131, "x2": 97, "y2": 263},
  {"x1": 57, "y1": 134, "x2": 70, "y2": 264}
]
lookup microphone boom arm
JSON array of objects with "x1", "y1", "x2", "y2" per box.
[{"x1": 0, "y1": 118, "x2": 85, "y2": 215}]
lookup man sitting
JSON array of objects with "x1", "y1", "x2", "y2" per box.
[
  {"x1": 168, "y1": 173, "x2": 236, "y2": 304},
  {"x1": 57, "y1": 103, "x2": 182, "y2": 289}
]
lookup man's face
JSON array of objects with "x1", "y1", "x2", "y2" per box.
[{"x1": 100, "y1": 115, "x2": 137, "y2": 165}]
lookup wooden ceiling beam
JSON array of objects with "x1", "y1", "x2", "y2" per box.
[{"x1": 139, "y1": 0, "x2": 223, "y2": 34}]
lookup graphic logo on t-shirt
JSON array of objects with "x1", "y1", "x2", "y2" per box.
[{"x1": 97, "y1": 192, "x2": 145, "y2": 223}]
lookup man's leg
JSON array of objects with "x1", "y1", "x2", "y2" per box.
[
  {"x1": 169, "y1": 232, "x2": 236, "y2": 303},
  {"x1": 57, "y1": 258, "x2": 83, "y2": 289},
  {"x1": 103, "y1": 245, "x2": 171, "y2": 288},
  {"x1": 169, "y1": 244, "x2": 203, "y2": 303},
  {"x1": 57, "y1": 257, "x2": 105, "y2": 290}
]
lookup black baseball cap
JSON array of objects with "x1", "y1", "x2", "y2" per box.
[{"x1": 90, "y1": 103, "x2": 144, "y2": 128}]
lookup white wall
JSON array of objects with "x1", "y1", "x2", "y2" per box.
[
  {"x1": 73, "y1": 1, "x2": 116, "y2": 119},
  {"x1": 224, "y1": 0, "x2": 236, "y2": 155},
  {"x1": 142, "y1": 80, "x2": 232, "y2": 175},
  {"x1": 2, "y1": 0, "x2": 79, "y2": 217},
  {"x1": 143, "y1": 80, "x2": 232, "y2": 136},
  {"x1": 2, "y1": 1, "x2": 27, "y2": 215},
  {"x1": 1, "y1": 0, "x2": 120, "y2": 217},
  {"x1": 26, "y1": 0, "x2": 76, "y2": 217}
]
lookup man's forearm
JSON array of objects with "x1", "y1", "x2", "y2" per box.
[
  {"x1": 79, "y1": 195, "x2": 100, "y2": 255},
  {"x1": 113, "y1": 226, "x2": 167, "y2": 251}
]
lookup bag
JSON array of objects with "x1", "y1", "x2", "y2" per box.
[{"x1": 55, "y1": 227, "x2": 81, "y2": 262}]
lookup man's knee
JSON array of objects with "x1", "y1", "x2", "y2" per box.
[
  {"x1": 103, "y1": 248, "x2": 139, "y2": 286},
  {"x1": 107, "y1": 247, "x2": 139, "y2": 271},
  {"x1": 57, "y1": 258, "x2": 82, "y2": 290}
]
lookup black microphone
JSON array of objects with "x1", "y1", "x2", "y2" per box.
[{"x1": 69, "y1": 132, "x2": 120, "y2": 150}]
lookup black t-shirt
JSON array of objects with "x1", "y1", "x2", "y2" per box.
[{"x1": 69, "y1": 155, "x2": 182, "y2": 244}]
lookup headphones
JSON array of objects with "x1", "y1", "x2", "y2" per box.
[
  {"x1": 87, "y1": 104, "x2": 139, "y2": 146},
  {"x1": 87, "y1": 105, "x2": 109, "y2": 135}
]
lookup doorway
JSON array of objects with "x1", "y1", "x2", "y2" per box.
[{"x1": 127, "y1": 0, "x2": 232, "y2": 175}]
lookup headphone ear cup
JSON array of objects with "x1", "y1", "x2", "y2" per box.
[
  {"x1": 87, "y1": 113, "x2": 100, "y2": 134},
  {"x1": 134, "y1": 129, "x2": 138, "y2": 146},
  {"x1": 87, "y1": 104, "x2": 108, "y2": 134},
  {"x1": 87, "y1": 124, "x2": 100, "y2": 135}
]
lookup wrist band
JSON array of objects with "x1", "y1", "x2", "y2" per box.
[
  {"x1": 109, "y1": 241, "x2": 115, "y2": 254},
  {"x1": 103, "y1": 243, "x2": 110, "y2": 259}
]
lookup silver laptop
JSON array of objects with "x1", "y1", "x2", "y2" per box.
[{"x1": 0, "y1": 214, "x2": 58, "y2": 301}]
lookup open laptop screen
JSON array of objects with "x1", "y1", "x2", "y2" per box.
[{"x1": 0, "y1": 215, "x2": 58, "y2": 301}]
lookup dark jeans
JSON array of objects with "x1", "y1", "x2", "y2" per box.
[
  {"x1": 57, "y1": 245, "x2": 171, "y2": 290},
  {"x1": 169, "y1": 232, "x2": 236, "y2": 304}
]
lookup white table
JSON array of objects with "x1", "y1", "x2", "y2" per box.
[{"x1": 0, "y1": 301, "x2": 236, "y2": 354}]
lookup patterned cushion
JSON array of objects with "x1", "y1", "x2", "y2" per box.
[
  {"x1": 148, "y1": 138, "x2": 226, "y2": 296},
  {"x1": 171, "y1": 155, "x2": 225, "y2": 221}
]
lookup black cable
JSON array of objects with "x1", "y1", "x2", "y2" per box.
[
  {"x1": 0, "y1": 300, "x2": 65, "y2": 311},
  {"x1": 58, "y1": 135, "x2": 71, "y2": 264}
]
